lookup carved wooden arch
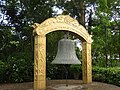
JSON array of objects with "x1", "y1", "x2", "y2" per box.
[{"x1": 33, "y1": 15, "x2": 92, "y2": 90}]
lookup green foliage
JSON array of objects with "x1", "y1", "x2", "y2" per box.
[
  {"x1": 0, "y1": 61, "x2": 6, "y2": 75},
  {"x1": 70, "y1": 64, "x2": 82, "y2": 79},
  {"x1": 0, "y1": 0, "x2": 54, "y2": 83},
  {"x1": 46, "y1": 31, "x2": 65, "y2": 79},
  {"x1": 93, "y1": 66, "x2": 120, "y2": 86},
  {"x1": 46, "y1": 31, "x2": 64, "y2": 56},
  {"x1": 0, "y1": 0, "x2": 119, "y2": 84},
  {"x1": 98, "y1": 0, "x2": 108, "y2": 12},
  {"x1": 91, "y1": 0, "x2": 120, "y2": 67},
  {"x1": 0, "y1": 61, "x2": 9, "y2": 82},
  {"x1": 70, "y1": 64, "x2": 81, "y2": 74},
  {"x1": 0, "y1": 52, "x2": 34, "y2": 83}
]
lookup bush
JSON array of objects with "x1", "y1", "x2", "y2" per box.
[
  {"x1": 0, "y1": 52, "x2": 34, "y2": 83},
  {"x1": 93, "y1": 66, "x2": 120, "y2": 86},
  {"x1": 70, "y1": 65, "x2": 82, "y2": 79},
  {"x1": 0, "y1": 61, "x2": 9, "y2": 82}
]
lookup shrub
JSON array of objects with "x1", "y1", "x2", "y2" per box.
[
  {"x1": 70, "y1": 65, "x2": 82, "y2": 79},
  {"x1": 0, "y1": 61, "x2": 9, "y2": 82},
  {"x1": 93, "y1": 66, "x2": 120, "y2": 86},
  {"x1": 0, "y1": 52, "x2": 34, "y2": 83}
]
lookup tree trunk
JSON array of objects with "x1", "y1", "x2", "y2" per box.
[{"x1": 79, "y1": 0, "x2": 85, "y2": 26}]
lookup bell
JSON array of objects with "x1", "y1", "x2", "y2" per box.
[{"x1": 51, "y1": 38, "x2": 81, "y2": 64}]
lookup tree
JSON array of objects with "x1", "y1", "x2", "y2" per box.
[
  {"x1": 0, "y1": 0, "x2": 55, "y2": 82},
  {"x1": 91, "y1": 0, "x2": 120, "y2": 67},
  {"x1": 0, "y1": 0, "x2": 119, "y2": 82}
]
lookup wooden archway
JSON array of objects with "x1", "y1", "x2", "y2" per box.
[{"x1": 32, "y1": 15, "x2": 92, "y2": 90}]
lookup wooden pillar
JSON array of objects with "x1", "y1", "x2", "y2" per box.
[
  {"x1": 82, "y1": 42, "x2": 92, "y2": 83},
  {"x1": 34, "y1": 35, "x2": 46, "y2": 90}
]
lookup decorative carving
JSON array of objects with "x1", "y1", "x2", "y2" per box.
[
  {"x1": 32, "y1": 15, "x2": 91, "y2": 43},
  {"x1": 34, "y1": 35, "x2": 46, "y2": 90},
  {"x1": 33, "y1": 15, "x2": 80, "y2": 28},
  {"x1": 32, "y1": 23, "x2": 40, "y2": 29},
  {"x1": 82, "y1": 42, "x2": 92, "y2": 83},
  {"x1": 33, "y1": 15, "x2": 92, "y2": 90}
]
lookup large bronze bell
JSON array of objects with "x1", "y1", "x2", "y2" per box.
[{"x1": 51, "y1": 38, "x2": 81, "y2": 64}]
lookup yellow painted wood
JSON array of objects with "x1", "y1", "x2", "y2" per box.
[
  {"x1": 82, "y1": 42, "x2": 92, "y2": 83},
  {"x1": 33, "y1": 15, "x2": 92, "y2": 90},
  {"x1": 32, "y1": 15, "x2": 92, "y2": 43},
  {"x1": 34, "y1": 35, "x2": 46, "y2": 90}
]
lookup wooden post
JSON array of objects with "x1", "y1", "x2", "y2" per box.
[
  {"x1": 82, "y1": 42, "x2": 92, "y2": 83},
  {"x1": 34, "y1": 35, "x2": 46, "y2": 90}
]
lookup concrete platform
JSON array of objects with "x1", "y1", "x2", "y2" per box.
[{"x1": 0, "y1": 80, "x2": 120, "y2": 90}]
